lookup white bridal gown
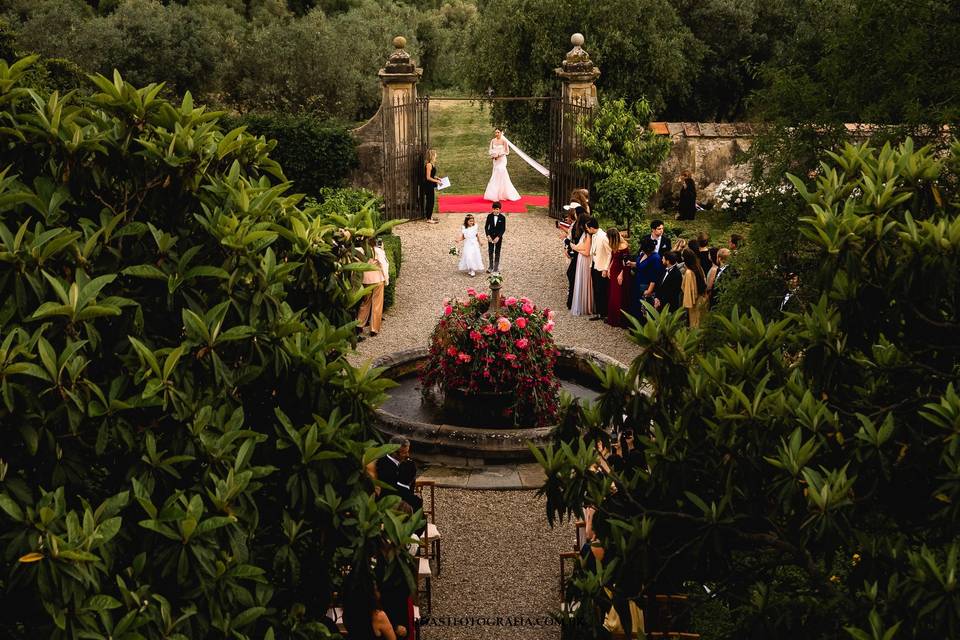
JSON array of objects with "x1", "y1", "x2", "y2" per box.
[
  {"x1": 483, "y1": 139, "x2": 522, "y2": 202},
  {"x1": 459, "y1": 225, "x2": 485, "y2": 273}
]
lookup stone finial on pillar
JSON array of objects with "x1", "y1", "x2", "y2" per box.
[
  {"x1": 379, "y1": 35, "x2": 422, "y2": 106},
  {"x1": 555, "y1": 33, "x2": 600, "y2": 107}
]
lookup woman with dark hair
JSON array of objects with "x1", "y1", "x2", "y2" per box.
[
  {"x1": 630, "y1": 237, "x2": 664, "y2": 319},
  {"x1": 681, "y1": 248, "x2": 709, "y2": 327},
  {"x1": 342, "y1": 575, "x2": 397, "y2": 640},
  {"x1": 605, "y1": 227, "x2": 631, "y2": 327},
  {"x1": 677, "y1": 170, "x2": 696, "y2": 220}
]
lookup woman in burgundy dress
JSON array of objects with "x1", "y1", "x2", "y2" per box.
[{"x1": 605, "y1": 228, "x2": 632, "y2": 327}]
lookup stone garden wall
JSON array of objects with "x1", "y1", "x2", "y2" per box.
[{"x1": 650, "y1": 121, "x2": 755, "y2": 211}]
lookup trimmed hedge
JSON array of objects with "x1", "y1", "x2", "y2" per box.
[{"x1": 224, "y1": 113, "x2": 359, "y2": 195}]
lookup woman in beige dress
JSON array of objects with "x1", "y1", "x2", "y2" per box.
[{"x1": 681, "y1": 248, "x2": 708, "y2": 328}]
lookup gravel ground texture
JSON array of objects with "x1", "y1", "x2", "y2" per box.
[
  {"x1": 423, "y1": 488, "x2": 575, "y2": 640},
  {"x1": 351, "y1": 211, "x2": 642, "y2": 640}
]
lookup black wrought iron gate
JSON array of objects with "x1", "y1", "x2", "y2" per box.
[
  {"x1": 380, "y1": 95, "x2": 590, "y2": 221},
  {"x1": 381, "y1": 95, "x2": 430, "y2": 220},
  {"x1": 548, "y1": 96, "x2": 593, "y2": 219}
]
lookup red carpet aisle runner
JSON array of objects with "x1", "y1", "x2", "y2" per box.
[{"x1": 438, "y1": 194, "x2": 549, "y2": 213}]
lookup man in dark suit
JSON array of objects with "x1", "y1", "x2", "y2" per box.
[
  {"x1": 375, "y1": 436, "x2": 423, "y2": 516},
  {"x1": 484, "y1": 201, "x2": 506, "y2": 274},
  {"x1": 653, "y1": 251, "x2": 683, "y2": 312},
  {"x1": 650, "y1": 219, "x2": 671, "y2": 256},
  {"x1": 710, "y1": 248, "x2": 733, "y2": 308}
]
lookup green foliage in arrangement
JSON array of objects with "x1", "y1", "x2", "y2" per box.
[
  {"x1": 0, "y1": 57, "x2": 413, "y2": 639},
  {"x1": 540, "y1": 139, "x2": 960, "y2": 639},
  {"x1": 380, "y1": 234, "x2": 402, "y2": 309},
  {"x1": 576, "y1": 98, "x2": 671, "y2": 236},
  {"x1": 225, "y1": 114, "x2": 359, "y2": 195}
]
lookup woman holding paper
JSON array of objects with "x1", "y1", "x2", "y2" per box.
[
  {"x1": 423, "y1": 149, "x2": 443, "y2": 224},
  {"x1": 483, "y1": 129, "x2": 521, "y2": 202}
]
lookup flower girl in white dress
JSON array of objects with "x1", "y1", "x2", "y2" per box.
[
  {"x1": 483, "y1": 129, "x2": 521, "y2": 202},
  {"x1": 458, "y1": 214, "x2": 485, "y2": 277}
]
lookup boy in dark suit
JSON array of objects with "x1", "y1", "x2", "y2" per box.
[
  {"x1": 654, "y1": 251, "x2": 683, "y2": 311},
  {"x1": 484, "y1": 201, "x2": 506, "y2": 274}
]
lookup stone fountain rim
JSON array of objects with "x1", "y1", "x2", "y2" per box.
[{"x1": 371, "y1": 345, "x2": 628, "y2": 444}]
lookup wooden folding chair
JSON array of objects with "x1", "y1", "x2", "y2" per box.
[
  {"x1": 415, "y1": 479, "x2": 442, "y2": 575},
  {"x1": 416, "y1": 556, "x2": 433, "y2": 616}
]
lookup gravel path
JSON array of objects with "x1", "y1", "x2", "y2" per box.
[{"x1": 352, "y1": 211, "x2": 641, "y2": 639}]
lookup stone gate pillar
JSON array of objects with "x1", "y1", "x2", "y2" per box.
[
  {"x1": 555, "y1": 33, "x2": 600, "y2": 106},
  {"x1": 351, "y1": 37, "x2": 423, "y2": 194}
]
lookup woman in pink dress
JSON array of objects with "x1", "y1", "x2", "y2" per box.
[{"x1": 483, "y1": 129, "x2": 521, "y2": 202}]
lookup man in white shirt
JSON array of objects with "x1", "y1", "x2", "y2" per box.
[
  {"x1": 357, "y1": 238, "x2": 390, "y2": 337},
  {"x1": 587, "y1": 218, "x2": 610, "y2": 321}
]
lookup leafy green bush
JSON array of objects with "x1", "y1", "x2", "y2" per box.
[
  {"x1": 577, "y1": 98, "x2": 670, "y2": 236},
  {"x1": 540, "y1": 139, "x2": 960, "y2": 639},
  {"x1": 0, "y1": 57, "x2": 412, "y2": 639},
  {"x1": 226, "y1": 115, "x2": 359, "y2": 196}
]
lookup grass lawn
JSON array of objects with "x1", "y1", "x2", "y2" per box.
[{"x1": 429, "y1": 99, "x2": 549, "y2": 196}]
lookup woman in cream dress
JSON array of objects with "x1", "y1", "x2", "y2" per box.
[{"x1": 483, "y1": 129, "x2": 521, "y2": 202}]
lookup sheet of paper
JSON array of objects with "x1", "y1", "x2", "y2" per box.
[{"x1": 437, "y1": 176, "x2": 451, "y2": 190}]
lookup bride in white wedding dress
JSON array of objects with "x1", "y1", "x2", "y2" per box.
[{"x1": 483, "y1": 129, "x2": 521, "y2": 202}]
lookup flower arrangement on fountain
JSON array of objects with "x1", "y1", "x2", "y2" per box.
[{"x1": 420, "y1": 288, "x2": 561, "y2": 427}]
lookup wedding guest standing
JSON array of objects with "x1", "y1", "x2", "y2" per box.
[
  {"x1": 571, "y1": 187, "x2": 591, "y2": 214},
  {"x1": 696, "y1": 231, "x2": 713, "y2": 275},
  {"x1": 357, "y1": 238, "x2": 389, "y2": 337},
  {"x1": 563, "y1": 204, "x2": 584, "y2": 309},
  {"x1": 677, "y1": 170, "x2": 697, "y2": 220},
  {"x1": 653, "y1": 251, "x2": 683, "y2": 312},
  {"x1": 605, "y1": 228, "x2": 631, "y2": 327},
  {"x1": 570, "y1": 216, "x2": 595, "y2": 316},
  {"x1": 681, "y1": 248, "x2": 709, "y2": 328},
  {"x1": 423, "y1": 149, "x2": 442, "y2": 224},
  {"x1": 631, "y1": 237, "x2": 664, "y2": 319},
  {"x1": 587, "y1": 219, "x2": 610, "y2": 321},
  {"x1": 710, "y1": 248, "x2": 732, "y2": 308},
  {"x1": 649, "y1": 219, "x2": 671, "y2": 255}
]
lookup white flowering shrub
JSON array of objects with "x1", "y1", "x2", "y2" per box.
[{"x1": 713, "y1": 180, "x2": 758, "y2": 220}]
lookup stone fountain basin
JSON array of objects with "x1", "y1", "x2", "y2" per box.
[{"x1": 371, "y1": 346, "x2": 625, "y2": 466}]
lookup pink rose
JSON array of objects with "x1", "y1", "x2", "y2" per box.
[
  {"x1": 457, "y1": 352, "x2": 472, "y2": 363},
  {"x1": 446, "y1": 346, "x2": 458, "y2": 356},
  {"x1": 520, "y1": 297, "x2": 531, "y2": 304},
  {"x1": 497, "y1": 317, "x2": 511, "y2": 332},
  {"x1": 469, "y1": 330, "x2": 482, "y2": 341},
  {"x1": 467, "y1": 287, "x2": 477, "y2": 296},
  {"x1": 504, "y1": 353, "x2": 517, "y2": 361},
  {"x1": 444, "y1": 305, "x2": 453, "y2": 316},
  {"x1": 521, "y1": 302, "x2": 534, "y2": 314},
  {"x1": 515, "y1": 338, "x2": 529, "y2": 349},
  {"x1": 547, "y1": 310, "x2": 555, "y2": 320},
  {"x1": 504, "y1": 296, "x2": 518, "y2": 306},
  {"x1": 545, "y1": 320, "x2": 555, "y2": 332},
  {"x1": 483, "y1": 324, "x2": 496, "y2": 336},
  {"x1": 515, "y1": 317, "x2": 528, "y2": 329},
  {"x1": 477, "y1": 293, "x2": 489, "y2": 302}
]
